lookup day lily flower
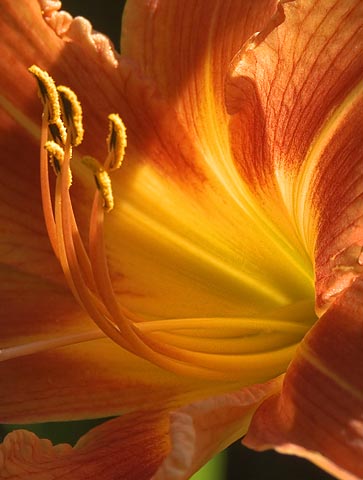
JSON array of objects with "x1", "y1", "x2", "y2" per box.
[{"x1": 0, "y1": 0, "x2": 362, "y2": 478}]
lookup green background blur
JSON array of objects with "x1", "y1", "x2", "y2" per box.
[{"x1": 1, "y1": 1, "x2": 335, "y2": 479}]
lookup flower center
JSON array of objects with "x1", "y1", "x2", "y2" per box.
[{"x1": 27, "y1": 65, "x2": 317, "y2": 383}]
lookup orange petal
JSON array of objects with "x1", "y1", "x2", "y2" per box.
[
  {"x1": 226, "y1": 0, "x2": 363, "y2": 300},
  {"x1": 244, "y1": 277, "x2": 363, "y2": 480},
  {"x1": 0, "y1": 100, "x2": 62, "y2": 285},
  {"x1": 122, "y1": 0, "x2": 278, "y2": 123},
  {"x1": 0, "y1": 265, "x2": 98, "y2": 349},
  {"x1": 152, "y1": 377, "x2": 282, "y2": 480},
  {"x1": 227, "y1": 0, "x2": 362, "y2": 192},
  {"x1": 312, "y1": 92, "x2": 363, "y2": 314},
  {"x1": 120, "y1": 0, "x2": 284, "y2": 214},
  {"x1": 0, "y1": 411, "x2": 170, "y2": 480}
]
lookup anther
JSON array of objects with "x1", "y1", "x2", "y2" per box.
[
  {"x1": 44, "y1": 141, "x2": 64, "y2": 175},
  {"x1": 107, "y1": 113, "x2": 127, "y2": 171},
  {"x1": 29, "y1": 65, "x2": 61, "y2": 123},
  {"x1": 44, "y1": 140, "x2": 72, "y2": 186},
  {"x1": 82, "y1": 156, "x2": 114, "y2": 212},
  {"x1": 57, "y1": 85, "x2": 84, "y2": 147},
  {"x1": 48, "y1": 118, "x2": 67, "y2": 146}
]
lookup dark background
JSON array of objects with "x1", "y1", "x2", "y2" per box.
[{"x1": 2, "y1": 1, "x2": 335, "y2": 479}]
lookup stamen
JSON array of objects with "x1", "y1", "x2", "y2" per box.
[
  {"x1": 28, "y1": 65, "x2": 60, "y2": 123},
  {"x1": 57, "y1": 85, "x2": 84, "y2": 147},
  {"x1": 82, "y1": 156, "x2": 114, "y2": 212},
  {"x1": 32, "y1": 68, "x2": 293, "y2": 381},
  {"x1": 106, "y1": 113, "x2": 127, "y2": 171}
]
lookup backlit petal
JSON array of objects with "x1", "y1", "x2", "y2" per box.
[
  {"x1": 244, "y1": 277, "x2": 363, "y2": 480},
  {"x1": 0, "y1": 412, "x2": 169, "y2": 480},
  {"x1": 122, "y1": 0, "x2": 279, "y2": 141}
]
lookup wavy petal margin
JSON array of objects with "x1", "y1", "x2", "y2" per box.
[
  {"x1": 244, "y1": 277, "x2": 363, "y2": 480},
  {"x1": 0, "y1": 411, "x2": 170, "y2": 480},
  {"x1": 153, "y1": 378, "x2": 281, "y2": 480}
]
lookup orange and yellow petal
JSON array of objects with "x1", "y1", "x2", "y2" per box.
[
  {"x1": 0, "y1": 266, "x2": 97, "y2": 350},
  {"x1": 118, "y1": 1, "x2": 314, "y2": 322},
  {"x1": 244, "y1": 277, "x2": 363, "y2": 480},
  {"x1": 43, "y1": 0, "x2": 314, "y2": 326},
  {"x1": 223, "y1": 3, "x2": 363, "y2": 473},
  {"x1": 0, "y1": 336, "x2": 241, "y2": 424},
  {"x1": 0, "y1": 411, "x2": 170, "y2": 480},
  {"x1": 227, "y1": 0, "x2": 363, "y2": 302}
]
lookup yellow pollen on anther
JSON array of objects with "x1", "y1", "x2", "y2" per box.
[
  {"x1": 44, "y1": 140, "x2": 64, "y2": 175},
  {"x1": 48, "y1": 118, "x2": 67, "y2": 146},
  {"x1": 44, "y1": 140, "x2": 72, "y2": 186},
  {"x1": 82, "y1": 156, "x2": 114, "y2": 212},
  {"x1": 28, "y1": 65, "x2": 61, "y2": 123},
  {"x1": 57, "y1": 85, "x2": 84, "y2": 147},
  {"x1": 107, "y1": 113, "x2": 127, "y2": 171}
]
